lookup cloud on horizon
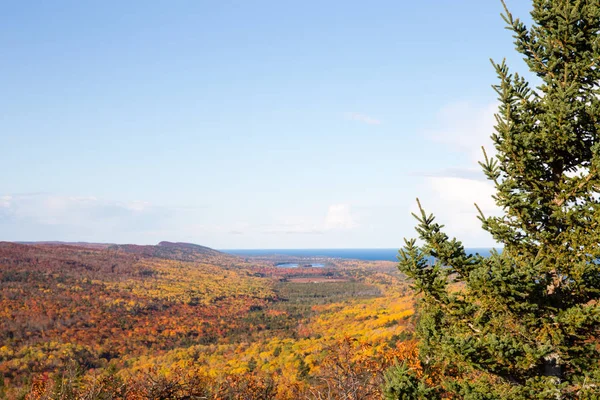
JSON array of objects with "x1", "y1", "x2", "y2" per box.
[
  {"x1": 415, "y1": 167, "x2": 488, "y2": 182},
  {"x1": 0, "y1": 194, "x2": 360, "y2": 247},
  {"x1": 427, "y1": 101, "x2": 497, "y2": 163},
  {"x1": 324, "y1": 204, "x2": 358, "y2": 230},
  {"x1": 0, "y1": 193, "x2": 175, "y2": 242},
  {"x1": 262, "y1": 204, "x2": 358, "y2": 235},
  {"x1": 412, "y1": 101, "x2": 501, "y2": 247}
]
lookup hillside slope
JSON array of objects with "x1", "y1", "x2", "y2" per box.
[
  {"x1": 0, "y1": 242, "x2": 274, "y2": 388},
  {"x1": 0, "y1": 242, "x2": 415, "y2": 399},
  {"x1": 108, "y1": 241, "x2": 227, "y2": 262}
]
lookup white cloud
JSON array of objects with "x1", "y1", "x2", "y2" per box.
[
  {"x1": 124, "y1": 200, "x2": 151, "y2": 212},
  {"x1": 0, "y1": 193, "x2": 361, "y2": 246},
  {"x1": 0, "y1": 196, "x2": 11, "y2": 208},
  {"x1": 411, "y1": 177, "x2": 499, "y2": 247},
  {"x1": 429, "y1": 101, "x2": 497, "y2": 163},
  {"x1": 263, "y1": 204, "x2": 359, "y2": 235},
  {"x1": 345, "y1": 112, "x2": 382, "y2": 125},
  {"x1": 324, "y1": 204, "x2": 358, "y2": 230},
  {"x1": 413, "y1": 101, "x2": 502, "y2": 247},
  {"x1": 0, "y1": 193, "x2": 171, "y2": 231},
  {"x1": 428, "y1": 177, "x2": 496, "y2": 212}
]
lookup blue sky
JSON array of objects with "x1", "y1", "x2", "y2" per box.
[{"x1": 1, "y1": 1, "x2": 534, "y2": 248}]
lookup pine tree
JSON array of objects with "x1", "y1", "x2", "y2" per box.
[{"x1": 386, "y1": 1, "x2": 600, "y2": 398}]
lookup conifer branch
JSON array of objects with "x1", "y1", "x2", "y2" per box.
[
  {"x1": 553, "y1": 168, "x2": 597, "y2": 207},
  {"x1": 474, "y1": 203, "x2": 486, "y2": 221}
]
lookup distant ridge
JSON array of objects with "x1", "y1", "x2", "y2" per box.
[
  {"x1": 157, "y1": 241, "x2": 216, "y2": 252},
  {"x1": 16, "y1": 241, "x2": 114, "y2": 249},
  {"x1": 14, "y1": 240, "x2": 226, "y2": 262},
  {"x1": 108, "y1": 241, "x2": 224, "y2": 262}
]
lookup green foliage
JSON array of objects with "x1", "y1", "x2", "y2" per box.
[
  {"x1": 296, "y1": 357, "x2": 310, "y2": 381},
  {"x1": 247, "y1": 357, "x2": 258, "y2": 373},
  {"x1": 393, "y1": 0, "x2": 600, "y2": 398},
  {"x1": 383, "y1": 363, "x2": 438, "y2": 400}
]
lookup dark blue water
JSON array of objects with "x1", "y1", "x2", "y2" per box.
[{"x1": 222, "y1": 248, "x2": 496, "y2": 262}]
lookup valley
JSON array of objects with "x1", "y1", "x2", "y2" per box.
[{"x1": 0, "y1": 241, "x2": 417, "y2": 399}]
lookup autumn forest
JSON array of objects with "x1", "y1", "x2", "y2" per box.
[{"x1": 0, "y1": 241, "x2": 418, "y2": 399}]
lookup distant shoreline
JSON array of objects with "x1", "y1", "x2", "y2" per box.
[{"x1": 222, "y1": 248, "x2": 498, "y2": 262}]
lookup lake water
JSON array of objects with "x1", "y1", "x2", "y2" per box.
[
  {"x1": 222, "y1": 248, "x2": 497, "y2": 262},
  {"x1": 276, "y1": 262, "x2": 325, "y2": 268}
]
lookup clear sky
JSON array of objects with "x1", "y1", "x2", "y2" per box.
[{"x1": 1, "y1": 1, "x2": 534, "y2": 249}]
